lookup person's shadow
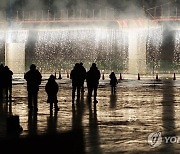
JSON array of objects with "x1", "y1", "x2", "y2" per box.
[
  {"x1": 87, "y1": 98, "x2": 102, "y2": 154},
  {"x1": 28, "y1": 111, "x2": 37, "y2": 136},
  {"x1": 71, "y1": 91, "x2": 85, "y2": 154},
  {"x1": 72, "y1": 92, "x2": 85, "y2": 130},
  {"x1": 160, "y1": 79, "x2": 175, "y2": 153},
  {"x1": 3, "y1": 98, "x2": 12, "y2": 116},
  {"x1": 47, "y1": 111, "x2": 58, "y2": 134},
  {"x1": 0, "y1": 99, "x2": 8, "y2": 137},
  {"x1": 110, "y1": 93, "x2": 117, "y2": 109}
]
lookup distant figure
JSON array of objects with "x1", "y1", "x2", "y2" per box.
[
  {"x1": 24, "y1": 64, "x2": 42, "y2": 112},
  {"x1": 4, "y1": 66, "x2": 13, "y2": 99},
  {"x1": 70, "y1": 63, "x2": 82, "y2": 103},
  {"x1": 79, "y1": 62, "x2": 86, "y2": 93},
  {"x1": 109, "y1": 72, "x2": 118, "y2": 94},
  {"x1": 0, "y1": 64, "x2": 5, "y2": 99},
  {"x1": 45, "y1": 75, "x2": 59, "y2": 112},
  {"x1": 86, "y1": 63, "x2": 100, "y2": 103}
]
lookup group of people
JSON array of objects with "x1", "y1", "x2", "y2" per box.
[
  {"x1": 70, "y1": 62, "x2": 119, "y2": 103},
  {"x1": 70, "y1": 62, "x2": 101, "y2": 103},
  {"x1": 2, "y1": 63, "x2": 118, "y2": 113}
]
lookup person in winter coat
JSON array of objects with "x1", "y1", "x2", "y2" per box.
[
  {"x1": 24, "y1": 64, "x2": 42, "y2": 112},
  {"x1": 109, "y1": 72, "x2": 118, "y2": 94},
  {"x1": 45, "y1": 75, "x2": 59, "y2": 112},
  {"x1": 86, "y1": 63, "x2": 100, "y2": 103}
]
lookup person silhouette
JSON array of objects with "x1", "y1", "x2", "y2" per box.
[
  {"x1": 4, "y1": 66, "x2": 13, "y2": 99},
  {"x1": 45, "y1": 75, "x2": 59, "y2": 112},
  {"x1": 70, "y1": 63, "x2": 83, "y2": 103},
  {"x1": 79, "y1": 62, "x2": 86, "y2": 93},
  {"x1": 24, "y1": 64, "x2": 42, "y2": 112},
  {"x1": 109, "y1": 72, "x2": 118, "y2": 94},
  {"x1": 86, "y1": 63, "x2": 100, "y2": 103},
  {"x1": 0, "y1": 64, "x2": 5, "y2": 99}
]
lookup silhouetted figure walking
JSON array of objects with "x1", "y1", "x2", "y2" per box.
[
  {"x1": 4, "y1": 66, "x2": 13, "y2": 99},
  {"x1": 86, "y1": 63, "x2": 100, "y2": 103},
  {"x1": 45, "y1": 75, "x2": 59, "y2": 112},
  {"x1": 70, "y1": 63, "x2": 82, "y2": 103},
  {"x1": 109, "y1": 72, "x2": 118, "y2": 94},
  {"x1": 24, "y1": 64, "x2": 42, "y2": 112},
  {"x1": 79, "y1": 62, "x2": 86, "y2": 93}
]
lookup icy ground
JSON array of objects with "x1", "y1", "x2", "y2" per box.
[{"x1": 0, "y1": 74, "x2": 180, "y2": 154}]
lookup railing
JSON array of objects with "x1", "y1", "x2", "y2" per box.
[{"x1": 0, "y1": 6, "x2": 179, "y2": 24}]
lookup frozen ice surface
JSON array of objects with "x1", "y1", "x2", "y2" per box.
[{"x1": 1, "y1": 74, "x2": 180, "y2": 153}]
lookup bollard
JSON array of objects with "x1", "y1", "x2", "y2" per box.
[
  {"x1": 119, "y1": 73, "x2": 122, "y2": 80},
  {"x1": 173, "y1": 73, "x2": 176, "y2": 80},
  {"x1": 138, "y1": 73, "x2": 140, "y2": 80},
  {"x1": 67, "y1": 71, "x2": 69, "y2": 78},
  {"x1": 58, "y1": 71, "x2": 62, "y2": 79},
  {"x1": 156, "y1": 73, "x2": 158, "y2": 81},
  {"x1": 102, "y1": 73, "x2": 105, "y2": 80}
]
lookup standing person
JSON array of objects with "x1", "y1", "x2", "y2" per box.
[
  {"x1": 4, "y1": 66, "x2": 13, "y2": 99},
  {"x1": 70, "y1": 63, "x2": 82, "y2": 103},
  {"x1": 45, "y1": 75, "x2": 59, "y2": 112},
  {"x1": 79, "y1": 62, "x2": 86, "y2": 93},
  {"x1": 0, "y1": 64, "x2": 5, "y2": 99},
  {"x1": 86, "y1": 63, "x2": 100, "y2": 103},
  {"x1": 24, "y1": 64, "x2": 42, "y2": 112},
  {"x1": 109, "y1": 72, "x2": 118, "y2": 94}
]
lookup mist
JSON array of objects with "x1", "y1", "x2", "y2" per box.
[
  {"x1": 0, "y1": 0, "x2": 179, "y2": 30},
  {"x1": 0, "y1": 0, "x2": 178, "y2": 20}
]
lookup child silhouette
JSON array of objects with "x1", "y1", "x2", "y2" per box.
[
  {"x1": 45, "y1": 75, "x2": 59, "y2": 112},
  {"x1": 109, "y1": 72, "x2": 118, "y2": 94}
]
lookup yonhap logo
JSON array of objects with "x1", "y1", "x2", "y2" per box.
[
  {"x1": 148, "y1": 132, "x2": 180, "y2": 148},
  {"x1": 148, "y1": 132, "x2": 162, "y2": 148}
]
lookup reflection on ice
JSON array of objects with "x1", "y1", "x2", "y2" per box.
[{"x1": 0, "y1": 76, "x2": 178, "y2": 153}]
